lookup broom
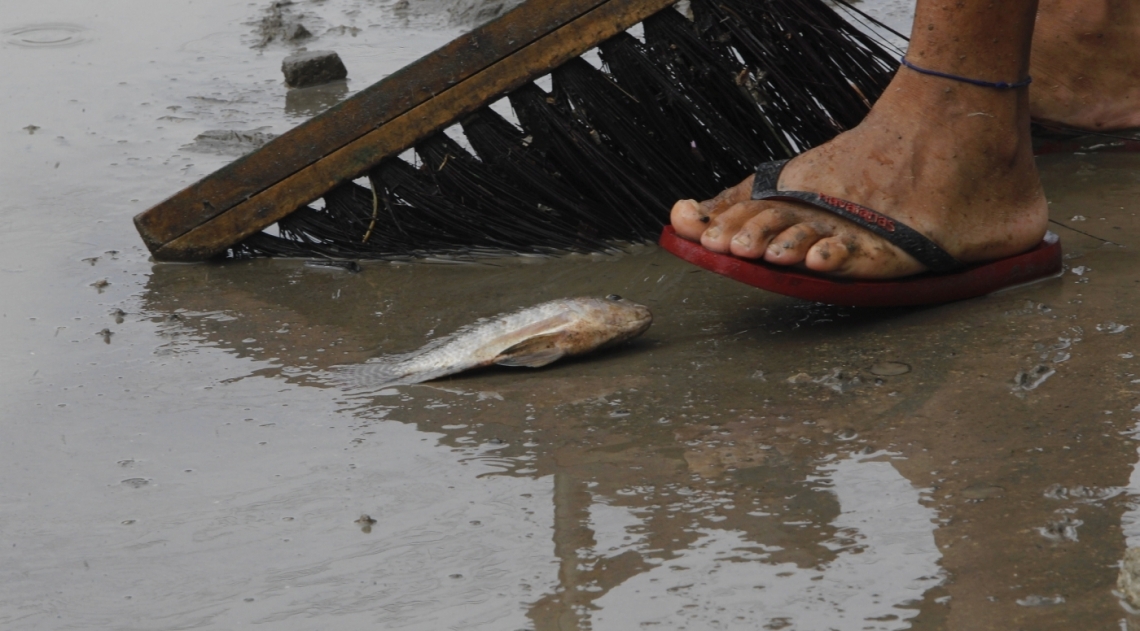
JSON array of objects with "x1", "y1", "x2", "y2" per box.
[{"x1": 134, "y1": 0, "x2": 902, "y2": 262}]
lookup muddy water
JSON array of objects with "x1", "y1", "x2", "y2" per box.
[{"x1": 5, "y1": 1, "x2": 1140, "y2": 629}]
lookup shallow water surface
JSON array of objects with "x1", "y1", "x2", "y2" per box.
[{"x1": 4, "y1": 1, "x2": 1140, "y2": 630}]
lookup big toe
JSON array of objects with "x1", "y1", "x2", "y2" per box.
[{"x1": 670, "y1": 198, "x2": 709, "y2": 241}]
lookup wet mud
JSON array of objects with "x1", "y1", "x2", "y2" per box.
[{"x1": 5, "y1": 0, "x2": 1140, "y2": 629}]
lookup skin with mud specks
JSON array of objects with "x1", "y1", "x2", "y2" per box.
[{"x1": 336, "y1": 296, "x2": 652, "y2": 389}]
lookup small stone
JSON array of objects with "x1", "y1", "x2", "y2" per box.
[
  {"x1": 786, "y1": 372, "x2": 813, "y2": 384},
  {"x1": 282, "y1": 50, "x2": 348, "y2": 89},
  {"x1": 355, "y1": 514, "x2": 376, "y2": 533},
  {"x1": 870, "y1": 361, "x2": 911, "y2": 377}
]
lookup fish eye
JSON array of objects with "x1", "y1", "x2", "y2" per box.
[{"x1": 606, "y1": 294, "x2": 622, "y2": 301}]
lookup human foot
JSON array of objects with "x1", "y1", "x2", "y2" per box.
[
  {"x1": 670, "y1": 71, "x2": 1050, "y2": 280},
  {"x1": 1030, "y1": 0, "x2": 1140, "y2": 130}
]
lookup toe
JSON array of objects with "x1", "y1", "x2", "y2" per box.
[
  {"x1": 804, "y1": 236, "x2": 855, "y2": 273},
  {"x1": 701, "y1": 202, "x2": 769, "y2": 253},
  {"x1": 762, "y1": 222, "x2": 830, "y2": 265},
  {"x1": 671, "y1": 175, "x2": 757, "y2": 242},
  {"x1": 670, "y1": 199, "x2": 709, "y2": 241},
  {"x1": 727, "y1": 204, "x2": 803, "y2": 259}
]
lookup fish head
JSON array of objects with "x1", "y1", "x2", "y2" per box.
[{"x1": 568, "y1": 295, "x2": 653, "y2": 348}]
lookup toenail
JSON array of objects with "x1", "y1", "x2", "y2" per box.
[
  {"x1": 704, "y1": 226, "x2": 721, "y2": 239},
  {"x1": 732, "y1": 233, "x2": 752, "y2": 247}
]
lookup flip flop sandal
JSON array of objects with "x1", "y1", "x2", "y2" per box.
[{"x1": 659, "y1": 159, "x2": 1063, "y2": 307}]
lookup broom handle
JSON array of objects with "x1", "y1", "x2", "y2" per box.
[{"x1": 135, "y1": 0, "x2": 679, "y2": 261}]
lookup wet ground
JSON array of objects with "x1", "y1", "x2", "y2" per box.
[{"x1": 5, "y1": 1, "x2": 1140, "y2": 629}]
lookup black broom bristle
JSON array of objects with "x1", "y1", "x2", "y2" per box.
[{"x1": 230, "y1": 0, "x2": 901, "y2": 261}]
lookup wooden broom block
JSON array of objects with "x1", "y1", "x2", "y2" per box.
[{"x1": 135, "y1": 0, "x2": 679, "y2": 261}]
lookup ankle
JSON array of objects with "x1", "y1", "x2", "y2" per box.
[{"x1": 871, "y1": 72, "x2": 1032, "y2": 162}]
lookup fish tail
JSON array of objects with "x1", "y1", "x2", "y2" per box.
[{"x1": 333, "y1": 360, "x2": 410, "y2": 390}]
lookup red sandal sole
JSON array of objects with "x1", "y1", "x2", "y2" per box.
[{"x1": 659, "y1": 226, "x2": 1063, "y2": 307}]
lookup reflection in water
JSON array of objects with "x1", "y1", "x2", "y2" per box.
[
  {"x1": 285, "y1": 80, "x2": 350, "y2": 120},
  {"x1": 1119, "y1": 429, "x2": 1140, "y2": 612},
  {"x1": 103, "y1": 150, "x2": 1140, "y2": 627},
  {"x1": 586, "y1": 454, "x2": 941, "y2": 630},
  {"x1": 139, "y1": 255, "x2": 952, "y2": 629},
  {"x1": 1123, "y1": 437, "x2": 1140, "y2": 550}
]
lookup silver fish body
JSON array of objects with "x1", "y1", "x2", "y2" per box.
[{"x1": 337, "y1": 296, "x2": 652, "y2": 389}]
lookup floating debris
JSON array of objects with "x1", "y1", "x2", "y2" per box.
[
  {"x1": 1013, "y1": 365, "x2": 1055, "y2": 391},
  {"x1": 1016, "y1": 594, "x2": 1065, "y2": 607},
  {"x1": 834, "y1": 429, "x2": 858, "y2": 441},
  {"x1": 814, "y1": 367, "x2": 861, "y2": 394},
  {"x1": 1037, "y1": 516, "x2": 1082, "y2": 542},
  {"x1": 1097, "y1": 322, "x2": 1129, "y2": 334},
  {"x1": 1042, "y1": 483, "x2": 1122, "y2": 502}
]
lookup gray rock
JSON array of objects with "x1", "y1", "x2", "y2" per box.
[{"x1": 282, "y1": 50, "x2": 348, "y2": 89}]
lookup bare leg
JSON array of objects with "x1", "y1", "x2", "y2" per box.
[
  {"x1": 1031, "y1": 0, "x2": 1140, "y2": 130},
  {"x1": 670, "y1": 0, "x2": 1049, "y2": 279}
]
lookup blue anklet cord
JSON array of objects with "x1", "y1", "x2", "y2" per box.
[{"x1": 899, "y1": 56, "x2": 1032, "y2": 90}]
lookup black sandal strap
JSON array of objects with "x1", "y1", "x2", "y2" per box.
[{"x1": 750, "y1": 161, "x2": 963, "y2": 273}]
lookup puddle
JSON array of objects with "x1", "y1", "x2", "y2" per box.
[{"x1": 5, "y1": 0, "x2": 1140, "y2": 629}]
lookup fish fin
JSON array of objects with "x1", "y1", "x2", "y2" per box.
[{"x1": 494, "y1": 335, "x2": 566, "y2": 368}]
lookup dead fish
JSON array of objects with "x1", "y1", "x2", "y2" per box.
[{"x1": 336, "y1": 295, "x2": 652, "y2": 389}]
